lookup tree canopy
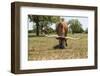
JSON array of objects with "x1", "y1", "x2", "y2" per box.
[
  {"x1": 68, "y1": 19, "x2": 84, "y2": 33},
  {"x1": 28, "y1": 15, "x2": 60, "y2": 36}
]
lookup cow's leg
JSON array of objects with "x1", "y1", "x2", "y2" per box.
[
  {"x1": 65, "y1": 33, "x2": 68, "y2": 46},
  {"x1": 65, "y1": 39, "x2": 68, "y2": 46},
  {"x1": 59, "y1": 39, "x2": 65, "y2": 49}
]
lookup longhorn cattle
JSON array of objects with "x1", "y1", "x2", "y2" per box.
[
  {"x1": 45, "y1": 18, "x2": 80, "y2": 49},
  {"x1": 56, "y1": 18, "x2": 68, "y2": 49}
]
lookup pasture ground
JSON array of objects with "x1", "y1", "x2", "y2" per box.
[{"x1": 28, "y1": 33, "x2": 88, "y2": 60}]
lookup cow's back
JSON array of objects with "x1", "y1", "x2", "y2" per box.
[{"x1": 56, "y1": 22, "x2": 68, "y2": 36}]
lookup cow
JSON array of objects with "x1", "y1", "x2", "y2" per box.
[{"x1": 55, "y1": 18, "x2": 68, "y2": 49}]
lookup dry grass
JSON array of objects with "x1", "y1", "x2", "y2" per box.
[{"x1": 28, "y1": 33, "x2": 88, "y2": 61}]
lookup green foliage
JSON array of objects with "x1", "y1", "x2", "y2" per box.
[
  {"x1": 28, "y1": 30, "x2": 33, "y2": 33},
  {"x1": 68, "y1": 19, "x2": 84, "y2": 33},
  {"x1": 47, "y1": 27, "x2": 55, "y2": 34},
  {"x1": 85, "y1": 28, "x2": 88, "y2": 33},
  {"x1": 28, "y1": 15, "x2": 60, "y2": 36}
]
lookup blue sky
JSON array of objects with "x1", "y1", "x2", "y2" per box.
[{"x1": 28, "y1": 16, "x2": 88, "y2": 31}]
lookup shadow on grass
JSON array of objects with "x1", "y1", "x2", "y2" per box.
[{"x1": 53, "y1": 45, "x2": 66, "y2": 49}]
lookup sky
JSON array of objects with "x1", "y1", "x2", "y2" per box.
[
  {"x1": 50, "y1": 16, "x2": 88, "y2": 30},
  {"x1": 28, "y1": 16, "x2": 88, "y2": 31}
]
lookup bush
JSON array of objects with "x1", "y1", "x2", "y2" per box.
[{"x1": 68, "y1": 19, "x2": 84, "y2": 33}]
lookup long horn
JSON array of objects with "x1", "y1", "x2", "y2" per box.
[
  {"x1": 45, "y1": 35, "x2": 80, "y2": 40},
  {"x1": 65, "y1": 37, "x2": 80, "y2": 40}
]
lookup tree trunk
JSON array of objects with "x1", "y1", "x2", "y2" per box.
[
  {"x1": 36, "y1": 22, "x2": 39, "y2": 36},
  {"x1": 40, "y1": 25, "x2": 43, "y2": 34}
]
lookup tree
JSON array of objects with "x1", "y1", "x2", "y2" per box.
[
  {"x1": 28, "y1": 15, "x2": 60, "y2": 36},
  {"x1": 85, "y1": 28, "x2": 88, "y2": 33},
  {"x1": 47, "y1": 27, "x2": 55, "y2": 34},
  {"x1": 68, "y1": 19, "x2": 84, "y2": 33}
]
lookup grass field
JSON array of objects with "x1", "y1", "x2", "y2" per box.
[{"x1": 28, "y1": 33, "x2": 88, "y2": 61}]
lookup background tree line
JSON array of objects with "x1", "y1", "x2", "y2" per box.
[{"x1": 28, "y1": 15, "x2": 88, "y2": 36}]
